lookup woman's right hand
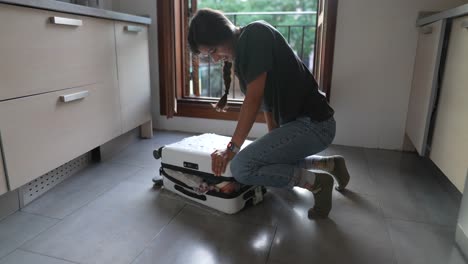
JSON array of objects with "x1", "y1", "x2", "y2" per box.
[{"x1": 211, "y1": 148, "x2": 235, "y2": 176}]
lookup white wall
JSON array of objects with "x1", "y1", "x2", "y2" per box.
[
  {"x1": 111, "y1": 0, "x2": 466, "y2": 147},
  {"x1": 331, "y1": 0, "x2": 466, "y2": 149}
]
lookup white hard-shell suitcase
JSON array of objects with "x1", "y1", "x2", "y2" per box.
[{"x1": 153, "y1": 133, "x2": 265, "y2": 214}]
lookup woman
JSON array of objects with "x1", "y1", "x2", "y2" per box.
[{"x1": 188, "y1": 8, "x2": 350, "y2": 218}]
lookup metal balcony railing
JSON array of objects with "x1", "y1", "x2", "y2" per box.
[{"x1": 190, "y1": 11, "x2": 317, "y2": 100}]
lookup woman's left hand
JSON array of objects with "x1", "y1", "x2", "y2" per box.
[{"x1": 211, "y1": 148, "x2": 236, "y2": 176}]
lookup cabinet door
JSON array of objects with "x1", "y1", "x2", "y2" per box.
[
  {"x1": 114, "y1": 22, "x2": 152, "y2": 134},
  {"x1": 0, "y1": 4, "x2": 117, "y2": 100},
  {"x1": 0, "y1": 83, "x2": 121, "y2": 190},
  {"x1": 406, "y1": 20, "x2": 446, "y2": 155},
  {"x1": 0, "y1": 147, "x2": 7, "y2": 195},
  {"x1": 430, "y1": 16, "x2": 468, "y2": 192}
]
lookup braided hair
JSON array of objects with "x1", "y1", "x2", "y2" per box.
[{"x1": 212, "y1": 61, "x2": 232, "y2": 112}]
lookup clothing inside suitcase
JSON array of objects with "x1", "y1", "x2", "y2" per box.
[
  {"x1": 154, "y1": 133, "x2": 265, "y2": 214},
  {"x1": 160, "y1": 167, "x2": 255, "y2": 199}
]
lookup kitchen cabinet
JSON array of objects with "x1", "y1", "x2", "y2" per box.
[
  {"x1": 0, "y1": 83, "x2": 121, "y2": 190},
  {"x1": 0, "y1": 3, "x2": 151, "y2": 192},
  {"x1": 406, "y1": 20, "x2": 446, "y2": 156},
  {"x1": 0, "y1": 152, "x2": 7, "y2": 196},
  {"x1": 114, "y1": 21, "x2": 152, "y2": 135},
  {"x1": 0, "y1": 4, "x2": 117, "y2": 101},
  {"x1": 429, "y1": 16, "x2": 468, "y2": 192}
]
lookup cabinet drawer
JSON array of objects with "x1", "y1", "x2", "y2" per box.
[
  {"x1": 0, "y1": 83, "x2": 122, "y2": 190},
  {"x1": 0, "y1": 4, "x2": 117, "y2": 100},
  {"x1": 430, "y1": 16, "x2": 468, "y2": 192},
  {"x1": 114, "y1": 21, "x2": 151, "y2": 133}
]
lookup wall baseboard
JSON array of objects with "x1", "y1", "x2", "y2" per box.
[{"x1": 0, "y1": 190, "x2": 19, "y2": 221}]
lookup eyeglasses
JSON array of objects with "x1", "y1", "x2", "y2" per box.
[
  {"x1": 208, "y1": 48, "x2": 217, "y2": 55},
  {"x1": 198, "y1": 47, "x2": 217, "y2": 58}
]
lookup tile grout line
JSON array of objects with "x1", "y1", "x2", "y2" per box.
[
  {"x1": 362, "y1": 149, "x2": 390, "y2": 221},
  {"x1": 13, "y1": 248, "x2": 81, "y2": 264},
  {"x1": 1, "y1": 235, "x2": 78, "y2": 264},
  {"x1": 362, "y1": 149, "x2": 381, "y2": 196},
  {"x1": 103, "y1": 159, "x2": 146, "y2": 169},
  {"x1": 362, "y1": 150, "x2": 447, "y2": 226},
  {"x1": 383, "y1": 215, "x2": 456, "y2": 229},
  {"x1": 106, "y1": 160, "x2": 149, "y2": 169},
  {"x1": 382, "y1": 213, "x2": 401, "y2": 264},
  {"x1": 20, "y1": 162, "x2": 145, "y2": 221},
  {"x1": 0, "y1": 250, "x2": 14, "y2": 264},
  {"x1": 11, "y1": 213, "x2": 63, "y2": 259},
  {"x1": 11, "y1": 164, "x2": 162, "y2": 264},
  {"x1": 264, "y1": 225, "x2": 278, "y2": 264},
  {"x1": 0, "y1": 164, "x2": 144, "y2": 263},
  {"x1": 127, "y1": 203, "x2": 187, "y2": 264},
  {"x1": 17, "y1": 210, "x2": 62, "y2": 221},
  {"x1": 177, "y1": 201, "x2": 278, "y2": 229},
  {"x1": 363, "y1": 149, "x2": 400, "y2": 264},
  {"x1": 11, "y1": 165, "x2": 147, "y2": 258},
  {"x1": 56, "y1": 167, "x2": 146, "y2": 220},
  {"x1": 363, "y1": 148, "x2": 459, "y2": 264}
]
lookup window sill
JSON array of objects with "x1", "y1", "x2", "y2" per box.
[{"x1": 172, "y1": 98, "x2": 266, "y2": 122}]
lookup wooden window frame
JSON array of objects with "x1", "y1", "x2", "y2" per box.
[
  {"x1": 158, "y1": 0, "x2": 337, "y2": 120},
  {"x1": 314, "y1": 0, "x2": 338, "y2": 100}
]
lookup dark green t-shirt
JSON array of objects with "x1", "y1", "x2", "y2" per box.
[{"x1": 234, "y1": 21, "x2": 334, "y2": 125}]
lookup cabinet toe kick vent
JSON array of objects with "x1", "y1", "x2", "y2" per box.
[{"x1": 19, "y1": 153, "x2": 91, "y2": 207}]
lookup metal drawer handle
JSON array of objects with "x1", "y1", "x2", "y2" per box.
[
  {"x1": 462, "y1": 21, "x2": 468, "y2": 29},
  {"x1": 124, "y1": 25, "x2": 143, "y2": 33},
  {"x1": 60, "y1": 91, "x2": 89, "y2": 103},
  {"x1": 49, "y1": 16, "x2": 83, "y2": 27},
  {"x1": 420, "y1": 26, "x2": 433, "y2": 34}
]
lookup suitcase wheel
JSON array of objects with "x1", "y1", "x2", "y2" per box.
[
  {"x1": 152, "y1": 176, "x2": 164, "y2": 187},
  {"x1": 153, "y1": 146, "x2": 164, "y2": 159}
]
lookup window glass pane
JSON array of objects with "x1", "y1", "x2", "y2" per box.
[{"x1": 188, "y1": 0, "x2": 318, "y2": 100}]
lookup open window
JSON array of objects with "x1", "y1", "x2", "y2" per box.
[
  {"x1": 158, "y1": 0, "x2": 338, "y2": 120},
  {"x1": 314, "y1": 0, "x2": 338, "y2": 99}
]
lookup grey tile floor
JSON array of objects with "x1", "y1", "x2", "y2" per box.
[{"x1": 0, "y1": 131, "x2": 466, "y2": 264}]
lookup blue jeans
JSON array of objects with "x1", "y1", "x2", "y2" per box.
[{"x1": 230, "y1": 116, "x2": 336, "y2": 188}]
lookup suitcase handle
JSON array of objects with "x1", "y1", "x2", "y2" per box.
[{"x1": 174, "y1": 185, "x2": 207, "y2": 201}]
